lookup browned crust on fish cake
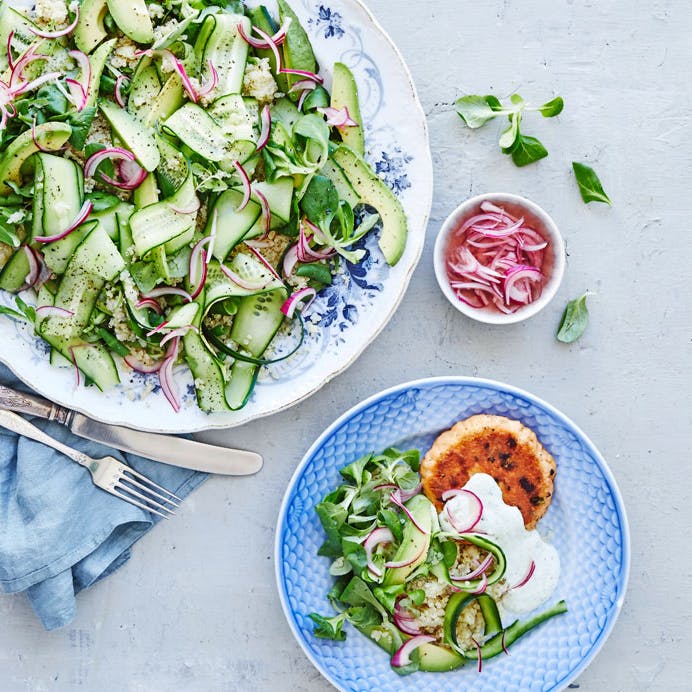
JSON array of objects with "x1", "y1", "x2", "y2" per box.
[{"x1": 420, "y1": 415, "x2": 556, "y2": 529}]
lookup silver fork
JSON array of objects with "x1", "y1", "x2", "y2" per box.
[{"x1": 0, "y1": 409, "x2": 180, "y2": 518}]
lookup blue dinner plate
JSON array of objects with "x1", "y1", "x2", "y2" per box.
[{"x1": 275, "y1": 377, "x2": 630, "y2": 691}]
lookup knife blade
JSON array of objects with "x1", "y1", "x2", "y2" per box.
[{"x1": 0, "y1": 385, "x2": 262, "y2": 476}]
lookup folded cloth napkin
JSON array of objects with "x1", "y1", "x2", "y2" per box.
[{"x1": 0, "y1": 363, "x2": 207, "y2": 630}]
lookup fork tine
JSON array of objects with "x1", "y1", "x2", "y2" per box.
[
  {"x1": 109, "y1": 487, "x2": 172, "y2": 519},
  {"x1": 122, "y1": 467, "x2": 183, "y2": 502},
  {"x1": 113, "y1": 481, "x2": 177, "y2": 517},
  {"x1": 120, "y1": 474, "x2": 180, "y2": 509}
]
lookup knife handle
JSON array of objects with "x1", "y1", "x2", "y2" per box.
[{"x1": 0, "y1": 385, "x2": 73, "y2": 425}]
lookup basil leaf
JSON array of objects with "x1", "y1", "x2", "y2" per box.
[
  {"x1": 309, "y1": 612, "x2": 347, "y2": 641},
  {"x1": 86, "y1": 191, "x2": 120, "y2": 212},
  {"x1": 68, "y1": 107, "x2": 97, "y2": 151},
  {"x1": 455, "y1": 95, "x2": 502, "y2": 128},
  {"x1": 572, "y1": 162, "x2": 612, "y2": 205},
  {"x1": 557, "y1": 293, "x2": 590, "y2": 343},
  {"x1": 505, "y1": 134, "x2": 548, "y2": 167},
  {"x1": 295, "y1": 262, "x2": 332, "y2": 285},
  {"x1": 539, "y1": 96, "x2": 564, "y2": 117}
]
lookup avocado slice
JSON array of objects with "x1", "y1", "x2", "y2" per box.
[
  {"x1": 331, "y1": 63, "x2": 364, "y2": 156},
  {"x1": 417, "y1": 642, "x2": 466, "y2": 672},
  {"x1": 331, "y1": 145, "x2": 408, "y2": 266},
  {"x1": 74, "y1": 0, "x2": 109, "y2": 54},
  {"x1": 106, "y1": 0, "x2": 154, "y2": 44},
  {"x1": 382, "y1": 494, "x2": 434, "y2": 585},
  {"x1": 99, "y1": 100, "x2": 160, "y2": 171},
  {"x1": 277, "y1": 0, "x2": 318, "y2": 95},
  {"x1": 0, "y1": 122, "x2": 72, "y2": 195},
  {"x1": 85, "y1": 38, "x2": 116, "y2": 108}
]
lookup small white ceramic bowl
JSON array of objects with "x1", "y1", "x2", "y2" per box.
[{"x1": 433, "y1": 192, "x2": 566, "y2": 325}]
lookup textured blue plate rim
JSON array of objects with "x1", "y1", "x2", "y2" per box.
[{"x1": 274, "y1": 376, "x2": 631, "y2": 691}]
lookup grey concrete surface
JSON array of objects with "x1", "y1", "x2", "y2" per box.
[{"x1": 2, "y1": 0, "x2": 691, "y2": 690}]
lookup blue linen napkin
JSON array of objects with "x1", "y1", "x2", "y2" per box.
[{"x1": 0, "y1": 363, "x2": 207, "y2": 630}]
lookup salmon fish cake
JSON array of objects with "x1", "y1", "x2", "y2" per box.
[{"x1": 420, "y1": 414, "x2": 556, "y2": 529}]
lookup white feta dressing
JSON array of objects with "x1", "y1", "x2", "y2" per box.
[{"x1": 440, "y1": 473, "x2": 560, "y2": 614}]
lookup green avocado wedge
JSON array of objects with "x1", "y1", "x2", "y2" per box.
[
  {"x1": 0, "y1": 122, "x2": 72, "y2": 195},
  {"x1": 106, "y1": 0, "x2": 154, "y2": 44},
  {"x1": 74, "y1": 0, "x2": 109, "y2": 54},
  {"x1": 277, "y1": 0, "x2": 318, "y2": 95},
  {"x1": 331, "y1": 63, "x2": 364, "y2": 156},
  {"x1": 382, "y1": 494, "x2": 434, "y2": 585},
  {"x1": 331, "y1": 145, "x2": 408, "y2": 266}
]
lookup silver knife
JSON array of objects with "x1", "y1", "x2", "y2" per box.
[{"x1": 0, "y1": 385, "x2": 262, "y2": 476}]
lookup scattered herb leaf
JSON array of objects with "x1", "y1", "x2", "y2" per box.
[
  {"x1": 539, "y1": 96, "x2": 564, "y2": 117},
  {"x1": 506, "y1": 134, "x2": 549, "y2": 167},
  {"x1": 455, "y1": 92, "x2": 562, "y2": 166},
  {"x1": 572, "y1": 162, "x2": 612, "y2": 205},
  {"x1": 557, "y1": 293, "x2": 591, "y2": 343}
]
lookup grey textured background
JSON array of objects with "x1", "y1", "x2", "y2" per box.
[{"x1": 2, "y1": 0, "x2": 691, "y2": 690}]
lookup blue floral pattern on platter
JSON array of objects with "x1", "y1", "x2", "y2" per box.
[
  {"x1": 276, "y1": 378, "x2": 630, "y2": 692},
  {"x1": 0, "y1": 0, "x2": 432, "y2": 432}
]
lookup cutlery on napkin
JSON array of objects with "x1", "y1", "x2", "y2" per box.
[{"x1": 0, "y1": 363, "x2": 211, "y2": 630}]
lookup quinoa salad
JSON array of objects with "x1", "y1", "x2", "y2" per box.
[
  {"x1": 309, "y1": 447, "x2": 566, "y2": 675},
  {"x1": 0, "y1": 0, "x2": 407, "y2": 413}
]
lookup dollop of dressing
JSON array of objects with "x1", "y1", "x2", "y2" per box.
[{"x1": 439, "y1": 473, "x2": 560, "y2": 614}]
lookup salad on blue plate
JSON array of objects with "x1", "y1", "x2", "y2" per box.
[{"x1": 0, "y1": 0, "x2": 407, "y2": 413}]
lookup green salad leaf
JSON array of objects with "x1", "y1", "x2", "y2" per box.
[
  {"x1": 572, "y1": 162, "x2": 612, "y2": 205},
  {"x1": 309, "y1": 612, "x2": 348, "y2": 641},
  {"x1": 557, "y1": 293, "x2": 591, "y2": 343},
  {"x1": 455, "y1": 91, "x2": 562, "y2": 166}
]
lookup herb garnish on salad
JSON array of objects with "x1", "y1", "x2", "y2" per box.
[{"x1": 0, "y1": 0, "x2": 407, "y2": 412}]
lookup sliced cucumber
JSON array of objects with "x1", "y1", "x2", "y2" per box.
[
  {"x1": 70, "y1": 223, "x2": 125, "y2": 281},
  {"x1": 144, "y1": 74, "x2": 186, "y2": 128},
  {"x1": 162, "y1": 103, "x2": 228, "y2": 162},
  {"x1": 166, "y1": 302, "x2": 199, "y2": 329},
  {"x1": 183, "y1": 330, "x2": 230, "y2": 413},
  {"x1": 36, "y1": 153, "x2": 84, "y2": 238},
  {"x1": 208, "y1": 94, "x2": 255, "y2": 141},
  {"x1": 0, "y1": 248, "x2": 30, "y2": 292},
  {"x1": 200, "y1": 13, "x2": 250, "y2": 98},
  {"x1": 42, "y1": 221, "x2": 95, "y2": 275},
  {"x1": 128, "y1": 62, "x2": 162, "y2": 121},
  {"x1": 209, "y1": 190, "x2": 261, "y2": 262}
]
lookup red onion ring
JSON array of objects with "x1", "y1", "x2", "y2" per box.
[
  {"x1": 34, "y1": 200, "x2": 93, "y2": 243},
  {"x1": 35, "y1": 305, "x2": 74, "y2": 318},
  {"x1": 245, "y1": 246, "x2": 282, "y2": 281},
  {"x1": 471, "y1": 637, "x2": 483, "y2": 673},
  {"x1": 220, "y1": 263, "x2": 270, "y2": 292},
  {"x1": 393, "y1": 598, "x2": 422, "y2": 636},
  {"x1": 511, "y1": 560, "x2": 536, "y2": 589},
  {"x1": 254, "y1": 188, "x2": 271, "y2": 233},
  {"x1": 114, "y1": 74, "x2": 129, "y2": 108},
  {"x1": 245, "y1": 24, "x2": 282, "y2": 71},
  {"x1": 280, "y1": 287, "x2": 316, "y2": 319},
  {"x1": 124, "y1": 356, "x2": 162, "y2": 374},
  {"x1": 232, "y1": 160, "x2": 252, "y2": 211},
  {"x1": 281, "y1": 243, "x2": 299, "y2": 278},
  {"x1": 135, "y1": 298, "x2": 163, "y2": 314},
  {"x1": 22, "y1": 246, "x2": 40, "y2": 288},
  {"x1": 450, "y1": 552, "x2": 494, "y2": 583},
  {"x1": 143, "y1": 287, "x2": 192, "y2": 302},
  {"x1": 237, "y1": 18, "x2": 290, "y2": 49},
  {"x1": 317, "y1": 106, "x2": 357, "y2": 128},
  {"x1": 6, "y1": 31, "x2": 15, "y2": 71},
  {"x1": 390, "y1": 635, "x2": 436, "y2": 668},
  {"x1": 443, "y1": 488, "x2": 484, "y2": 535},
  {"x1": 196, "y1": 60, "x2": 218, "y2": 99},
  {"x1": 256, "y1": 104, "x2": 271, "y2": 151},
  {"x1": 160, "y1": 325, "x2": 197, "y2": 346},
  {"x1": 363, "y1": 527, "x2": 393, "y2": 577},
  {"x1": 158, "y1": 338, "x2": 181, "y2": 412},
  {"x1": 29, "y1": 7, "x2": 80, "y2": 38},
  {"x1": 280, "y1": 67, "x2": 323, "y2": 84},
  {"x1": 389, "y1": 489, "x2": 430, "y2": 535},
  {"x1": 384, "y1": 539, "x2": 427, "y2": 569}
]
